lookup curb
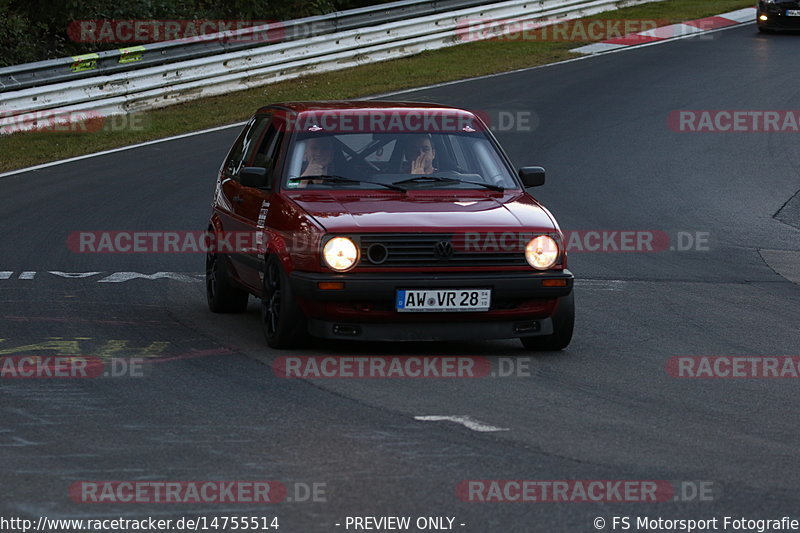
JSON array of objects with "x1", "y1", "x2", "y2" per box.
[{"x1": 571, "y1": 7, "x2": 757, "y2": 54}]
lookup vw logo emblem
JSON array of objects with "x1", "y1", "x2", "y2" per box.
[{"x1": 433, "y1": 240, "x2": 454, "y2": 259}]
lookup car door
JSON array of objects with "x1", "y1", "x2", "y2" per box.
[{"x1": 221, "y1": 114, "x2": 286, "y2": 292}]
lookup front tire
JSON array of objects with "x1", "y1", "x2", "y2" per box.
[
  {"x1": 261, "y1": 256, "x2": 307, "y2": 349},
  {"x1": 520, "y1": 291, "x2": 574, "y2": 351},
  {"x1": 206, "y1": 252, "x2": 249, "y2": 313}
]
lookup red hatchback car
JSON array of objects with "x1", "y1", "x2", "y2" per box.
[{"x1": 206, "y1": 101, "x2": 574, "y2": 350}]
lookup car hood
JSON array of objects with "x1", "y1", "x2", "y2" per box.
[{"x1": 285, "y1": 191, "x2": 558, "y2": 233}]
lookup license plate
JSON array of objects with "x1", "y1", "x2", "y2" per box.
[
  {"x1": 396, "y1": 289, "x2": 491, "y2": 312},
  {"x1": 787, "y1": 9, "x2": 800, "y2": 16}
]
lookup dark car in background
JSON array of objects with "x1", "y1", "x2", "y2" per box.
[{"x1": 757, "y1": 0, "x2": 800, "y2": 31}]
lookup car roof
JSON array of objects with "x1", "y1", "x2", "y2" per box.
[{"x1": 257, "y1": 100, "x2": 473, "y2": 117}]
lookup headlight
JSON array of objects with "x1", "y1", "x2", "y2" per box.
[
  {"x1": 525, "y1": 235, "x2": 559, "y2": 270},
  {"x1": 322, "y1": 237, "x2": 359, "y2": 271}
]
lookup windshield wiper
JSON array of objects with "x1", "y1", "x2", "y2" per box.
[
  {"x1": 392, "y1": 176, "x2": 504, "y2": 192},
  {"x1": 288, "y1": 175, "x2": 406, "y2": 193}
]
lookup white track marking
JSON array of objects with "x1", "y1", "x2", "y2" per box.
[
  {"x1": 572, "y1": 8, "x2": 756, "y2": 55},
  {"x1": 640, "y1": 23, "x2": 704, "y2": 39},
  {"x1": 0, "y1": 271, "x2": 203, "y2": 282},
  {"x1": 48, "y1": 271, "x2": 103, "y2": 278},
  {"x1": 96, "y1": 272, "x2": 200, "y2": 283},
  {"x1": 570, "y1": 42, "x2": 628, "y2": 54},
  {"x1": 415, "y1": 415, "x2": 509, "y2": 432},
  {"x1": 759, "y1": 249, "x2": 800, "y2": 284},
  {"x1": 723, "y1": 8, "x2": 760, "y2": 24}
]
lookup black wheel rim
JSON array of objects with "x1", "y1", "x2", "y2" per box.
[{"x1": 262, "y1": 262, "x2": 281, "y2": 337}]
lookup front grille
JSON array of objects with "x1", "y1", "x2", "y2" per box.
[{"x1": 358, "y1": 233, "x2": 528, "y2": 268}]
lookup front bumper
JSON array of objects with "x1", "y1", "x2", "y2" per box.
[
  {"x1": 290, "y1": 269, "x2": 573, "y2": 301},
  {"x1": 290, "y1": 269, "x2": 573, "y2": 341},
  {"x1": 307, "y1": 316, "x2": 554, "y2": 342}
]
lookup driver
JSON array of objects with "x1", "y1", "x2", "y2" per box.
[
  {"x1": 289, "y1": 136, "x2": 337, "y2": 188},
  {"x1": 300, "y1": 136, "x2": 335, "y2": 177}
]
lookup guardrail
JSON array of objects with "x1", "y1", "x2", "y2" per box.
[
  {"x1": 0, "y1": 0, "x2": 491, "y2": 93},
  {"x1": 0, "y1": 0, "x2": 661, "y2": 132}
]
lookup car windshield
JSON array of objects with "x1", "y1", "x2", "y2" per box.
[{"x1": 283, "y1": 131, "x2": 518, "y2": 190}]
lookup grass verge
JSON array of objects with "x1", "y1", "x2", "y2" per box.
[{"x1": 0, "y1": 0, "x2": 754, "y2": 173}]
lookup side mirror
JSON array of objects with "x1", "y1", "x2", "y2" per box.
[
  {"x1": 240, "y1": 167, "x2": 269, "y2": 188},
  {"x1": 518, "y1": 166, "x2": 545, "y2": 188}
]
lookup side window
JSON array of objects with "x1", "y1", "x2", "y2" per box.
[
  {"x1": 239, "y1": 115, "x2": 272, "y2": 172},
  {"x1": 222, "y1": 119, "x2": 253, "y2": 179},
  {"x1": 249, "y1": 123, "x2": 284, "y2": 172}
]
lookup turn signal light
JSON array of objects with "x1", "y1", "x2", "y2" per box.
[{"x1": 318, "y1": 282, "x2": 345, "y2": 290}]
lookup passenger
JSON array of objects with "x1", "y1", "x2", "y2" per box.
[{"x1": 402, "y1": 134, "x2": 437, "y2": 175}]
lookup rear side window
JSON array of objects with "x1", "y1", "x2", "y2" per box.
[
  {"x1": 222, "y1": 119, "x2": 253, "y2": 179},
  {"x1": 239, "y1": 116, "x2": 271, "y2": 171},
  {"x1": 222, "y1": 115, "x2": 275, "y2": 181}
]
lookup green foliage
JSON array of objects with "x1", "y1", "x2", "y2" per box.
[
  {"x1": 0, "y1": 10, "x2": 44, "y2": 67},
  {"x1": 0, "y1": 0, "x2": 389, "y2": 66}
]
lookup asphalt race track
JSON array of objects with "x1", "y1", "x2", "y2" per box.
[{"x1": 2, "y1": 23, "x2": 800, "y2": 532}]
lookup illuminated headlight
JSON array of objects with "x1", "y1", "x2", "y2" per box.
[
  {"x1": 323, "y1": 237, "x2": 359, "y2": 271},
  {"x1": 525, "y1": 235, "x2": 559, "y2": 270}
]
